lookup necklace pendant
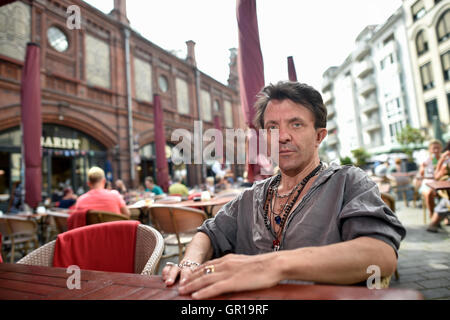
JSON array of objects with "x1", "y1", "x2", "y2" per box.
[
  {"x1": 272, "y1": 239, "x2": 280, "y2": 251},
  {"x1": 275, "y1": 216, "x2": 282, "y2": 225}
]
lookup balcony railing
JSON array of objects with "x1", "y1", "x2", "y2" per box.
[
  {"x1": 327, "y1": 105, "x2": 336, "y2": 118},
  {"x1": 358, "y1": 77, "x2": 376, "y2": 97},
  {"x1": 327, "y1": 133, "x2": 339, "y2": 146},
  {"x1": 354, "y1": 59, "x2": 374, "y2": 79},
  {"x1": 362, "y1": 116, "x2": 381, "y2": 131},
  {"x1": 353, "y1": 42, "x2": 370, "y2": 61},
  {"x1": 327, "y1": 119, "x2": 337, "y2": 131},
  {"x1": 321, "y1": 77, "x2": 333, "y2": 92},
  {"x1": 323, "y1": 91, "x2": 333, "y2": 105},
  {"x1": 360, "y1": 98, "x2": 379, "y2": 114}
]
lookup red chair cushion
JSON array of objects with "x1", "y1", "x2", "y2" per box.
[
  {"x1": 188, "y1": 192, "x2": 202, "y2": 200},
  {"x1": 67, "y1": 208, "x2": 88, "y2": 230},
  {"x1": 53, "y1": 220, "x2": 140, "y2": 273}
]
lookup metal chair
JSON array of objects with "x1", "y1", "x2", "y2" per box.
[
  {"x1": 150, "y1": 205, "x2": 207, "y2": 262},
  {"x1": 17, "y1": 223, "x2": 164, "y2": 275},
  {"x1": 380, "y1": 192, "x2": 399, "y2": 282},
  {"x1": 0, "y1": 216, "x2": 39, "y2": 263},
  {"x1": 86, "y1": 210, "x2": 130, "y2": 225}
]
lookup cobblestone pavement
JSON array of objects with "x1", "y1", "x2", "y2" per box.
[
  {"x1": 157, "y1": 199, "x2": 450, "y2": 300},
  {"x1": 388, "y1": 200, "x2": 450, "y2": 300}
]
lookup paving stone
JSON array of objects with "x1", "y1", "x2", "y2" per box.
[
  {"x1": 420, "y1": 288, "x2": 450, "y2": 300},
  {"x1": 422, "y1": 270, "x2": 450, "y2": 280},
  {"x1": 389, "y1": 282, "x2": 425, "y2": 290},
  {"x1": 417, "y1": 278, "x2": 450, "y2": 289}
]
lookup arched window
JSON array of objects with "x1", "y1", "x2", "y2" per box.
[
  {"x1": 416, "y1": 30, "x2": 429, "y2": 55},
  {"x1": 436, "y1": 9, "x2": 450, "y2": 43}
]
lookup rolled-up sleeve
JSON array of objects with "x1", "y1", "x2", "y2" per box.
[
  {"x1": 338, "y1": 168, "x2": 406, "y2": 256},
  {"x1": 197, "y1": 194, "x2": 242, "y2": 258}
]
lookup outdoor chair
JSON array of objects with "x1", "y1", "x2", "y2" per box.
[
  {"x1": 0, "y1": 216, "x2": 39, "y2": 263},
  {"x1": 46, "y1": 211, "x2": 69, "y2": 238},
  {"x1": 388, "y1": 175, "x2": 416, "y2": 207},
  {"x1": 150, "y1": 205, "x2": 207, "y2": 263},
  {"x1": 17, "y1": 221, "x2": 164, "y2": 275},
  {"x1": 86, "y1": 210, "x2": 130, "y2": 225},
  {"x1": 380, "y1": 192, "x2": 400, "y2": 281}
]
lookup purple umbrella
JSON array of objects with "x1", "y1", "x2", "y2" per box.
[
  {"x1": 237, "y1": 0, "x2": 264, "y2": 182},
  {"x1": 21, "y1": 43, "x2": 42, "y2": 210},
  {"x1": 0, "y1": 0, "x2": 18, "y2": 7},
  {"x1": 287, "y1": 56, "x2": 298, "y2": 81},
  {"x1": 153, "y1": 94, "x2": 170, "y2": 192}
]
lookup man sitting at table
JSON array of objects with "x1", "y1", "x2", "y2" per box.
[
  {"x1": 162, "y1": 81, "x2": 406, "y2": 299},
  {"x1": 74, "y1": 166, "x2": 130, "y2": 217},
  {"x1": 144, "y1": 176, "x2": 164, "y2": 196},
  {"x1": 168, "y1": 176, "x2": 189, "y2": 197}
]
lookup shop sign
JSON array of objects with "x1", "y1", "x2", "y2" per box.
[{"x1": 41, "y1": 136, "x2": 81, "y2": 150}]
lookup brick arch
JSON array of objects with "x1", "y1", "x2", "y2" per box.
[{"x1": 0, "y1": 103, "x2": 117, "y2": 149}]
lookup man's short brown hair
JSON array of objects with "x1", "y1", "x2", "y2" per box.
[
  {"x1": 88, "y1": 166, "x2": 105, "y2": 184},
  {"x1": 254, "y1": 81, "x2": 327, "y2": 129}
]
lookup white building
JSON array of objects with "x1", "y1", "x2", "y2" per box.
[
  {"x1": 321, "y1": 6, "x2": 422, "y2": 161},
  {"x1": 402, "y1": 0, "x2": 450, "y2": 141}
]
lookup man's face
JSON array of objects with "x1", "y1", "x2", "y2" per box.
[{"x1": 264, "y1": 99, "x2": 326, "y2": 174}]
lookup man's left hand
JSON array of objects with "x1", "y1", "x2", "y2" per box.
[{"x1": 177, "y1": 253, "x2": 281, "y2": 299}]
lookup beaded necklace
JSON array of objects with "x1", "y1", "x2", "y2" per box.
[{"x1": 263, "y1": 162, "x2": 322, "y2": 251}]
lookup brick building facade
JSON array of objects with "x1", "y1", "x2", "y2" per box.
[{"x1": 0, "y1": 0, "x2": 245, "y2": 203}]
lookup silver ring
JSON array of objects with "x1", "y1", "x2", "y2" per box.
[
  {"x1": 204, "y1": 265, "x2": 215, "y2": 275},
  {"x1": 165, "y1": 262, "x2": 176, "y2": 267}
]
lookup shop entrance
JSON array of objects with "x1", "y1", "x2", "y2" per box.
[{"x1": 51, "y1": 156, "x2": 72, "y2": 190}]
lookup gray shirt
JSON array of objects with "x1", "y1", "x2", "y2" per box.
[{"x1": 198, "y1": 163, "x2": 406, "y2": 258}]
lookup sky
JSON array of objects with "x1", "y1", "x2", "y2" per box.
[{"x1": 84, "y1": 0, "x2": 403, "y2": 91}]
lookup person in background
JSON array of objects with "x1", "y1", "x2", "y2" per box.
[
  {"x1": 57, "y1": 187, "x2": 77, "y2": 209},
  {"x1": 74, "y1": 167, "x2": 130, "y2": 217},
  {"x1": 205, "y1": 177, "x2": 215, "y2": 195},
  {"x1": 418, "y1": 140, "x2": 443, "y2": 219},
  {"x1": 388, "y1": 158, "x2": 404, "y2": 174},
  {"x1": 144, "y1": 176, "x2": 164, "y2": 195},
  {"x1": 105, "y1": 180, "x2": 113, "y2": 190},
  {"x1": 374, "y1": 160, "x2": 390, "y2": 178},
  {"x1": 168, "y1": 176, "x2": 189, "y2": 197},
  {"x1": 115, "y1": 179, "x2": 127, "y2": 195}
]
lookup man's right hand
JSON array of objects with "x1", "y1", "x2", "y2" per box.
[{"x1": 162, "y1": 260, "x2": 200, "y2": 286}]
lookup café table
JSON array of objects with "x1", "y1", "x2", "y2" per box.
[
  {"x1": 171, "y1": 195, "x2": 237, "y2": 218},
  {"x1": 15, "y1": 212, "x2": 51, "y2": 244},
  {"x1": 127, "y1": 200, "x2": 153, "y2": 225},
  {"x1": 0, "y1": 263, "x2": 423, "y2": 300}
]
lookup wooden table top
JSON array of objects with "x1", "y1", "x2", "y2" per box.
[
  {"x1": 425, "y1": 180, "x2": 450, "y2": 191},
  {"x1": 172, "y1": 196, "x2": 237, "y2": 209},
  {"x1": 0, "y1": 263, "x2": 423, "y2": 300}
]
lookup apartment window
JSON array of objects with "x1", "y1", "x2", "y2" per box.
[
  {"x1": 411, "y1": 0, "x2": 426, "y2": 21},
  {"x1": 383, "y1": 34, "x2": 394, "y2": 45},
  {"x1": 447, "y1": 93, "x2": 450, "y2": 116},
  {"x1": 425, "y1": 99, "x2": 439, "y2": 123},
  {"x1": 420, "y1": 62, "x2": 434, "y2": 90},
  {"x1": 386, "y1": 98, "x2": 402, "y2": 118},
  {"x1": 437, "y1": 10, "x2": 450, "y2": 43},
  {"x1": 442, "y1": 51, "x2": 450, "y2": 81},
  {"x1": 416, "y1": 30, "x2": 429, "y2": 56}
]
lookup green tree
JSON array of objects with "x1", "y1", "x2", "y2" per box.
[
  {"x1": 397, "y1": 125, "x2": 424, "y2": 160},
  {"x1": 351, "y1": 148, "x2": 370, "y2": 167},
  {"x1": 339, "y1": 156, "x2": 353, "y2": 166}
]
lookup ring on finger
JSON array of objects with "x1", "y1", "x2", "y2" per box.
[
  {"x1": 204, "y1": 265, "x2": 215, "y2": 275},
  {"x1": 165, "y1": 262, "x2": 177, "y2": 268}
]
